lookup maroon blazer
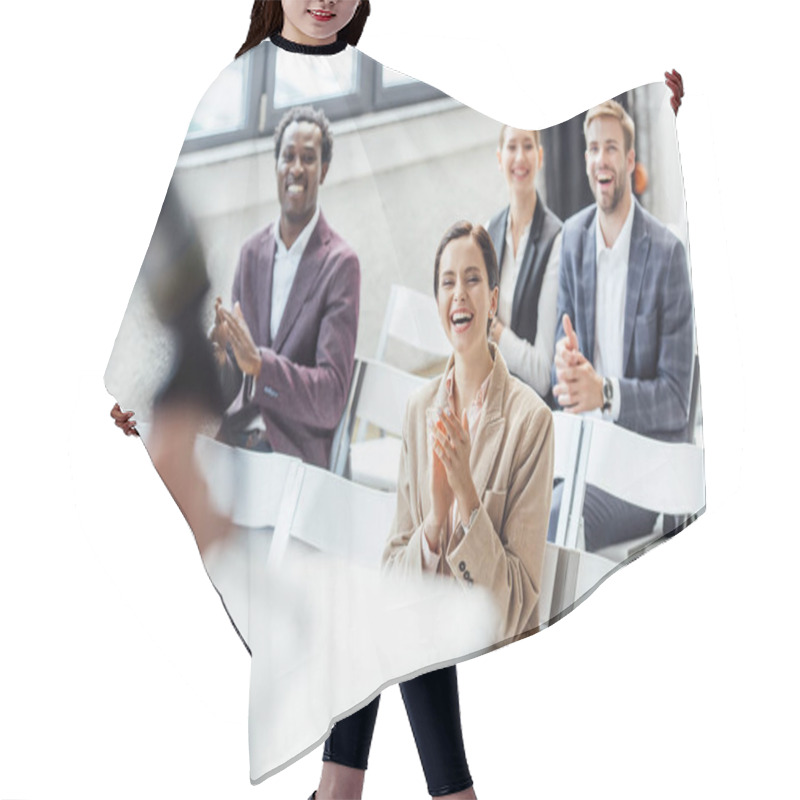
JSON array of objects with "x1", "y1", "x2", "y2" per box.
[{"x1": 226, "y1": 211, "x2": 360, "y2": 468}]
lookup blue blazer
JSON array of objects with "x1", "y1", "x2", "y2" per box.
[{"x1": 554, "y1": 200, "x2": 694, "y2": 442}]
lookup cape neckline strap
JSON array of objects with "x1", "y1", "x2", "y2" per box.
[{"x1": 270, "y1": 33, "x2": 348, "y2": 55}]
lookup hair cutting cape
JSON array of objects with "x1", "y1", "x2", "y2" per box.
[{"x1": 105, "y1": 35, "x2": 704, "y2": 783}]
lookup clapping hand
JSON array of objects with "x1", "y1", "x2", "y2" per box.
[
  {"x1": 426, "y1": 410, "x2": 454, "y2": 553},
  {"x1": 553, "y1": 313, "x2": 603, "y2": 413},
  {"x1": 215, "y1": 301, "x2": 262, "y2": 377},
  {"x1": 430, "y1": 406, "x2": 480, "y2": 528},
  {"x1": 209, "y1": 297, "x2": 231, "y2": 365}
]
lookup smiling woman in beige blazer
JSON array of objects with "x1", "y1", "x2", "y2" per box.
[
  {"x1": 315, "y1": 222, "x2": 553, "y2": 800},
  {"x1": 384, "y1": 222, "x2": 554, "y2": 643}
]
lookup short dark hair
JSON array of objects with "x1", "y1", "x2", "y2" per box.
[
  {"x1": 273, "y1": 106, "x2": 333, "y2": 165},
  {"x1": 433, "y1": 221, "x2": 500, "y2": 300},
  {"x1": 236, "y1": 0, "x2": 372, "y2": 59}
]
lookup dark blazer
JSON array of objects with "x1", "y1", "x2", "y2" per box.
[
  {"x1": 554, "y1": 200, "x2": 694, "y2": 442},
  {"x1": 224, "y1": 212, "x2": 360, "y2": 468},
  {"x1": 487, "y1": 194, "x2": 562, "y2": 407}
]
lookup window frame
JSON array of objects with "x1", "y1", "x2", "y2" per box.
[{"x1": 180, "y1": 42, "x2": 443, "y2": 154}]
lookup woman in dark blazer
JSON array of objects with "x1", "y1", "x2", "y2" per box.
[{"x1": 487, "y1": 126, "x2": 562, "y2": 407}]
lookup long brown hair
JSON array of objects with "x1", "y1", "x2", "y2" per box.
[{"x1": 236, "y1": 1, "x2": 371, "y2": 59}]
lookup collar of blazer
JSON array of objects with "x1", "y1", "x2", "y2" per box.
[
  {"x1": 433, "y1": 343, "x2": 508, "y2": 502},
  {"x1": 492, "y1": 190, "x2": 546, "y2": 279},
  {"x1": 581, "y1": 199, "x2": 652, "y2": 374},
  {"x1": 510, "y1": 192, "x2": 549, "y2": 327},
  {"x1": 266, "y1": 211, "x2": 333, "y2": 352}
]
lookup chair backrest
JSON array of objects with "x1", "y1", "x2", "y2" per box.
[
  {"x1": 687, "y1": 353, "x2": 701, "y2": 444},
  {"x1": 349, "y1": 357, "x2": 429, "y2": 440},
  {"x1": 548, "y1": 544, "x2": 616, "y2": 623},
  {"x1": 552, "y1": 411, "x2": 582, "y2": 481},
  {"x1": 583, "y1": 419, "x2": 705, "y2": 515},
  {"x1": 186, "y1": 435, "x2": 613, "y2": 636},
  {"x1": 375, "y1": 284, "x2": 451, "y2": 365},
  {"x1": 551, "y1": 412, "x2": 593, "y2": 548},
  {"x1": 328, "y1": 361, "x2": 362, "y2": 476},
  {"x1": 279, "y1": 470, "x2": 577, "y2": 625},
  {"x1": 537, "y1": 542, "x2": 560, "y2": 628},
  {"x1": 554, "y1": 416, "x2": 706, "y2": 550},
  {"x1": 192, "y1": 434, "x2": 304, "y2": 530},
  {"x1": 280, "y1": 463, "x2": 398, "y2": 569}
]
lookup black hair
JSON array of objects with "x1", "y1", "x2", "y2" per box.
[{"x1": 273, "y1": 105, "x2": 333, "y2": 165}]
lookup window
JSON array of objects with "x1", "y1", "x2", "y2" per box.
[
  {"x1": 181, "y1": 42, "x2": 442, "y2": 153},
  {"x1": 273, "y1": 48, "x2": 359, "y2": 108},
  {"x1": 187, "y1": 58, "x2": 250, "y2": 139}
]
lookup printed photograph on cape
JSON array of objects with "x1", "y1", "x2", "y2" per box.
[{"x1": 105, "y1": 34, "x2": 704, "y2": 782}]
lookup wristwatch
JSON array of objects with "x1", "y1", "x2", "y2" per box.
[{"x1": 602, "y1": 377, "x2": 613, "y2": 412}]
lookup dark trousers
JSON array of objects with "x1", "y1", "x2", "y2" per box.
[
  {"x1": 323, "y1": 666, "x2": 473, "y2": 797},
  {"x1": 548, "y1": 480, "x2": 659, "y2": 552}
]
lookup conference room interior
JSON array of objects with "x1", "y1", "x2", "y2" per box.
[{"x1": 106, "y1": 39, "x2": 703, "y2": 628}]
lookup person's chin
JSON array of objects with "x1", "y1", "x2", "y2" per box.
[
  {"x1": 450, "y1": 335, "x2": 481, "y2": 359},
  {"x1": 299, "y1": 22, "x2": 337, "y2": 41},
  {"x1": 282, "y1": 201, "x2": 310, "y2": 220}
]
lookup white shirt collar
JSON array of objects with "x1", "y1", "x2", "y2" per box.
[
  {"x1": 595, "y1": 198, "x2": 636, "y2": 262},
  {"x1": 275, "y1": 205, "x2": 321, "y2": 257}
]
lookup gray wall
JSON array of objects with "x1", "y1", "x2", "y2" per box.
[{"x1": 176, "y1": 100, "x2": 511, "y2": 360}]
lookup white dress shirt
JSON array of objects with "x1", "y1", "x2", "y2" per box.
[
  {"x1": 592, "y1": 200, "x2": 635, "y2": 421},
  {"x1": 495, "y1": 212, "x2": 561, "y2": 399},
  {"x1": 241, "y1": 206, "x2": 320, "y2": 429},
  {"x1": 270, "y1": 205, "x2": 320, "y2": 342}
]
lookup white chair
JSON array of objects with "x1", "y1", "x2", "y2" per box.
[
  {"x1": 554, "y1": 416, "x2": 705, "y2": 563},
  {"x1": 551, "y1": 411, "x2": 591, "y2": 549},
  {"x1": 338, "y1": 358, "x2": 429, "y2": 491},
  {"x1": 275, "y1": 467, "x2": 591, "y2": 635},
  {"x1": 375, "y1": 284, "x2": 451, "y2": 371},
  {"x1": 181, "y1": 434, "x2": 616, "y2": 646},
  {"x1": 536, "y1": 542, "x2": 560, "y2": 629},
  {"x1": 549, "y1": 544, "x2": 616, "y2": 621},
  {"x1": 275, "y1": 463, "x2": 398, "y2": 569},
  {"x1": 334, "y1": 284, "x2": 451, "y2": 490}
]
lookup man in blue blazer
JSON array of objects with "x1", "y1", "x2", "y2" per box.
[{"x1": 550, "y1": 99, "x2": 694, "y2": 552}]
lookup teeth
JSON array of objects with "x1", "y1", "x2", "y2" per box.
[
  {"x1": 287, "y1": 185, "x2": 304, "y2": 194},
  {"x1": 452, "y1": 314, "x2": 473, "y2": 325}
]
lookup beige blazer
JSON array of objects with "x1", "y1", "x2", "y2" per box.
[{"x1": 383, "y1": 346, "x2": 554, "y2": 642}]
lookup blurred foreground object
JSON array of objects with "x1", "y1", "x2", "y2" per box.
[{"x1": 111, "y1": 180, "x2": 228, "y2": 555}]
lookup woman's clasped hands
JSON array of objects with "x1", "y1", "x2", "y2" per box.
[{"x1": 426, "y1": 406, "x2": 480, "y2": 551}]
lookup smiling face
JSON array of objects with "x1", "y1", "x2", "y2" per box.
[
  {"x1": 436, "y1": 236, "x2": 498, "y2": 359},
  {"x1": 498, "y1": 128, "x2": 542, "y2": 197},
  {"x1": 585, "y1": 115, "x2": 635, "y2": 216},
  {"x1": 275, "y1": 120, "x2": 329, "y2": 229},
  {"x1": 280, "y1": 0, "x2": 361, "y2": 45}
]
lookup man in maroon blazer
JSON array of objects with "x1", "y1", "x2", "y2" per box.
[{"x1": 212, "y1": 106, "x2": 360, "y2": 469}]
